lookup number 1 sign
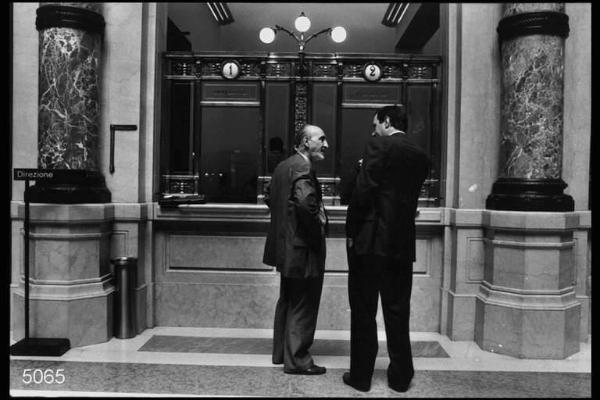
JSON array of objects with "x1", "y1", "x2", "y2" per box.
[{"x1": 221, "y1": 60, "x2": 241, "y2": 80}]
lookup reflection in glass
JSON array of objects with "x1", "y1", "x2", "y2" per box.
[{"x1": 200, "y1": 107, "x2": 260, "y2": 203}]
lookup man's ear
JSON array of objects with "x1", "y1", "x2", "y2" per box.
[{"x1": 384, "y1": 117, "x2": 390, "y2": 129}]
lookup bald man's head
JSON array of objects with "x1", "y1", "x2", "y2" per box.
[{"x1": 296, "y1": 124, "x2": 329, "y2": 162}]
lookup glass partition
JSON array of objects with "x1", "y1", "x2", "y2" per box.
[{"x1": 160, "y1": 53, "x2": 442, "y2": 207}]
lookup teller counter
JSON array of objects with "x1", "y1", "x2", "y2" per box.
[{"x1": 152, "y1": 204, "x2": 446, "y2": 332}]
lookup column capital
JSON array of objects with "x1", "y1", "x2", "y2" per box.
[
  {"x1": 497, "y1": 11, "x2": 569, "y2": 42},
  {"x1": 36, "y1": 4, "x2": 105, "y2": 34}
]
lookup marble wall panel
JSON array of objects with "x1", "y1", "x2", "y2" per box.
[
  {"x1": 457, "y1": 4, "x2": 502, "y2": 209},
  {"x1": 102, "y1": 3, "x2": 144, "y2": 202},
  {"x1": 466, "y1": 237, "x2": 485, "y2": 282},
  {"x1": 487, "y1": 244, "x2": 526, "y2": 288},
  {"x1": 166, "y1": 235, "x2": 271, "y2": 271},
  {"x1": 562, "y1": 3, "x2": 592, "y2": 210},
  {"x1": 31, "y1": 236, "x2": 103, "y2": 281},
  {"x1": 557, "y1": 246, "x2": 576, "y2": 289},
  {"x1": 486, "y1": 235, "x2": 574, "y2": 291},
  {"x1": 12, "y1": 3, "x2": 39, "y2": 203},
  {"x1": 154, "y1": 281, "x2": 279, "y2": 328},
  {"x1": 522, "y1": 248, "x2": 564, "y2": 290},
  {"x1": 153, "y1": 269, "x2": 442, "y2": 331}
]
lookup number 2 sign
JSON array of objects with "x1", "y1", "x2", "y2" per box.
[
  {"x1": 221, "y1": 60, "x2": 241, "y2": 80},
  {"x1": 363, "y1": 63, "x2": 382, "y2": 82}
]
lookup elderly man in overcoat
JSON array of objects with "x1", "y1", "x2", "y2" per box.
[{"x1": 263, "y1": 124, "x2": 329, "y2": 375}]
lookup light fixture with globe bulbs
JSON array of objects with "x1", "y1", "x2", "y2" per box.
[{"x1": 259, "y1": 12, "x2": 346, "y2": 52}]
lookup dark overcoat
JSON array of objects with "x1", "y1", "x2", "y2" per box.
[
  {"x1": 263, "y1": 153, "x2": 326, "y2": 278},
  {"x1": 346, "y1": 134, "x2": 430, "y2": 263}
]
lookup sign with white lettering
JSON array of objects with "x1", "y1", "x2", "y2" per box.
[
  {"x1": 13, "y1": 169, "x2": 56, "y2": 181},
  {"x1": 13, "y1": 169, "x2": 92, "y2": 181}
]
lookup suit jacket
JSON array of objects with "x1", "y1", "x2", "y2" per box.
[
  {"x1": 346, "y1": 134, "x2": 430, "y2": 263},
  {"x1": 263, "y1": 153, "x2": 327, "y2": 278}
]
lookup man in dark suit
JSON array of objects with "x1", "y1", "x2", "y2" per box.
[
  {"x1": 342, "y1": 105, "x2": 430, "y2": 392},
  {"x1": 263, "y1": 124, "x2": 329, "y2": 375}
]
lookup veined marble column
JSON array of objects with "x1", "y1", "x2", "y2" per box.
[
  {"x1": 11, "y1": 3, "x2": 115, "y2": 348},
  {"x1": 486, "y1": 3, "x2": 573, "y2": 211},
  {"x1": 476, "y1": 3, "x2": 580, "y2": 360},
  {"x1": 30, "y1": 3, "x2": 110, "y2": 203}
]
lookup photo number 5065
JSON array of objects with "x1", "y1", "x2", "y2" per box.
[{"x1": 22, "y1": 369, "x2": 65, "y2": 385}]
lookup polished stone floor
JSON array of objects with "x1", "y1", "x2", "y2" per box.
[{"x1": 9, "y1": 328, "x2": 591, "y2": 397}]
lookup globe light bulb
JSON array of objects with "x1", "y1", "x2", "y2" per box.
[
  {"x1": 331, "y1": 26, "x2": 347, "y2": 43},
  {"x1": 259, "y1": 27, "x2": 276, "y2": 44},
  {"x1": 294, "y1": 13, "x2": 311, "y2": 32}
]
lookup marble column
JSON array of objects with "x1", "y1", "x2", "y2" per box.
[
  {"x1": 476, "y1": 3, "x2": 580, "y2": 360},
  {"x1": 11, "y1": 3, "x2": 116, "y2": 348},
  {"x1": 30, "y1": 2, "x2": 110, "y2": 203},
  {"x1": 486, "y1": 3, "x2": 573, "y2": 211}
]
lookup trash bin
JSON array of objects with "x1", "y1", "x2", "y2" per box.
[{"x1": 112, "y1": 257, "x2": 137, "y2": 339}]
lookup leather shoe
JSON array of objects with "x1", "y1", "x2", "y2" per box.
[
  {"x1": 388, "y1": 380, "x2": 411, "y2": 393},
  {"x1": 284, "y1": 365, "x2": 326, "y2": 375},
  {"x1": 342, "y1": 372, "x2": 370, "y2": 392}
]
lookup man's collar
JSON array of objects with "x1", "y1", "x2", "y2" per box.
[
  {"x1": 295, "y1": 148, "x2": 310, "y2": 164},
  {"x1": 389, "y1": 130, "x2": 406, "y2": 136}
]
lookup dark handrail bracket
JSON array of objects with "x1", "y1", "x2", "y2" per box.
[{"x1": 110, "y1": 124, "x2": 138, "y2": 174}]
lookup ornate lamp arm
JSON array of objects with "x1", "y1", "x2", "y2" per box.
[
  {"x1": 304, "y1": 27, "x2": 332, "y2": 46},
  {"x1": 274, "y1": 25, "x2": 301, "y2": 43}
]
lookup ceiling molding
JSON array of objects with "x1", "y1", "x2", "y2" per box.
[
  {"x1": 206, "y1": 2, "x2": 234, "y2": 25},
  {"x1": 382, "y1": 3, "x2": 409, "y2": 27}
]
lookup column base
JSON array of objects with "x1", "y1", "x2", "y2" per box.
[
  {"x1": 28, "y1": 170, "x2": 111, "y2": 204},
  {"x1": 12, "y1": 286, "x2": 115, "y2": 348},
  {"x1": 486, "y1": 178, "x2": 574, "y2": 211},
  {"x1": 475, "y1": 288, "x2": 580, "y2": 359}
]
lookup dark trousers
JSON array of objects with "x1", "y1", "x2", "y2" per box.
[
  {"x1": 347, "y1": 245, "x2": 414, "y2": 386},
  {"x1": 272, "y1": 274, "x2": 324, "y2": 370}
]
